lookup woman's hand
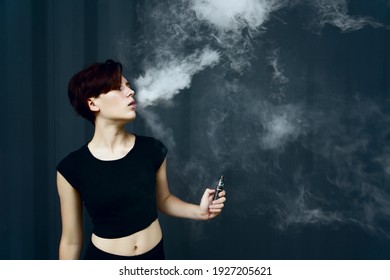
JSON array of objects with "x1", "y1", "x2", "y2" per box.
[
  {"x1": 199, "y1": 188, "x2": 226, "y2": 220},
  {"x1": 156, "y1": 158, "x2": 227, "y2": 220}
]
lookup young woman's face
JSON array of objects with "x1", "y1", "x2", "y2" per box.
[{"x1": 91, "y1": 76, "x2": 137, "y2": 123}]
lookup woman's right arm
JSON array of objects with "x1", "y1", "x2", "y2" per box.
[{"x1": 56, "y1": 171, "x2": 84, "y2": 260}]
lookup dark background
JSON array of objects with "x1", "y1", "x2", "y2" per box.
[{"x1": 1, "y1": 0, "x2": 390, "y2": 259}]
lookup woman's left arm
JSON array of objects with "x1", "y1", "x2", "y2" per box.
[{"x1": 156, "y1": 158, "x2": 226, "y2": 220}]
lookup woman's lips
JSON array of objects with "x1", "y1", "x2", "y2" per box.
[{"x1": 128, "y1": 100, "x2": 136, "y2": 109}]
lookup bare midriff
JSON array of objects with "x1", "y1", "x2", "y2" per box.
[{"x1": 91, "y1": 219, "x2": 162, "y2": 256}]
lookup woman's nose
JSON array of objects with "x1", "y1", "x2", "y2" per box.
[{"x1": 126, "y1": 88, "x2": 135, "y2": 97}]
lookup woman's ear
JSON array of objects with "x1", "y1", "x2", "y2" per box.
[{"x1": 87, "y1": 98, "x2": 99, "y2": 112}]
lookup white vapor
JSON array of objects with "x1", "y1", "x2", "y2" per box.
[
  {"x1": 375, "y1": 148, "x2": 390, "y2": 176},
  {"x1": 191, "y1": 0, "x2": 288, "y2": 72},
  {"x1": 257, "y1": 103, "x2": 305, "y2": 150},
  {"x1": 137, "y1": 107, "x2": 176, "y2": 148},
  {"x1": 135, "y1": 47, "x2": 220, "y2": 107},
  {"x1": 267, "y1": 49, "x2": 288, "y2": 85},
  {"x1": 275, "y1": 183, "x2": 344, "y2": 230},
  {"x1": 132, "y1": 0, "x2": 386, "y2": 111},
  {"x1": 191, "y1": 0, "x2": 283, "y2": 32},
  {"x1": 123, "y1": 0, "x2": 390, "y2": 239},
  {"x1": 309, "y1": 0, "x2": 383, "y2": 32}
]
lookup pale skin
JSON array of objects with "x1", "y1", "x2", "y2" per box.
[{"x1": 57, "y1": 76, "x2": 226, "y2": 259}]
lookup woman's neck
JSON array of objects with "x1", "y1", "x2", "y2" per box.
[{"x1": 89, "y1": 120, "x2": 132, "y2": 153}]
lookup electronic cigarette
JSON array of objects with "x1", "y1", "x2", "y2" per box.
[{"x1": 213, "y1": 175, "x2": 224, "y2": 200}]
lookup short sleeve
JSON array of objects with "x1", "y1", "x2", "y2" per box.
[
  {"x1": 154, "y1": 138, "x2": 168, "y2": 171},
  {"x1": 56, "y1": 153, "x2": 79, "y2": 190}
]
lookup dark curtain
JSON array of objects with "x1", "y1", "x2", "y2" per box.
[{"x1": 1, "y1": 0, "x2": 390, "y2": 259}]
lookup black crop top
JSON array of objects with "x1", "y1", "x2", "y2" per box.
[{"x1": 56, "y1": 135, "x2": 167, "y2": 238}]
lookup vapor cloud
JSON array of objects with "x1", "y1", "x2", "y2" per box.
[
  {"x1": 309, "y1": 0, "x2": 384, "y2": 32},
  {"x1": 191, "y1": 0, "x2": 284, "y2": 32},
  {"x1": 135, "y1": 47, "x2": 220, "y2": 107},
  {"x1": 124, "y1": 0, "x2": 389, "y2": 238},
  {"x1": 133, "y1": 0, "x2": 384, "y2": 110},
  {"x1": 267, "y1": 48, "x2": 289, "y2": 86}
]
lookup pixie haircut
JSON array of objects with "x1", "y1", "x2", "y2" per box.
[{"x1": 68, "y1": 59, "x2": 123, "y2": 124}]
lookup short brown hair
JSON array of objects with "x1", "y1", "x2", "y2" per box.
[{"x1": 68, "y1": 59, "x2": 123, "y2": 124}]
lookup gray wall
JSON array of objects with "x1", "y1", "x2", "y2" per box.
[{"x1": 1, "y1": 0, "x2": 390, "y2": 259}]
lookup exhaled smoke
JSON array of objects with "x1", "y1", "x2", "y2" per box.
[
  {"x1": 267, "y1": 48, "x2": 289, "y2": 86},
  {"x1": 376, "y1": 149, "x2": 390, "y2": 176},
  {"x1": 309, "y1": 0, "x2": 384, "y2": 32},
  {"x1": 137, "y1": 107, "x2": 176, "y2": 148},
  {"x1": 266, "y1": 47, "x2": 289, "y2": 103},
  {"x1": 191, "y1": 0, "x2": 285, "y2": 32},
  {"x1": 275, "y1": 172, "x2": 345, "y2": 230},
  {"x1": 290, "y1": 98, "x2": 390, "y2": 236},
  {"x1": 260, "y1": 103, "x2": 304, "y2": 150},
  {"x1": 135, "y1": 47, "x2": 220, "y2": 107},
  {"x1": 132, "y1": 0, "x2": 385, "y2": 109},
  {"x1": 191, "y1": 0, "x2": 289, "y2": 73},
  {"x1": 125, "y1": 0, "x2": 389, "y2": 238},
  {"x1": 134, "y1": 0, "x2": 291, "y2": 109}
]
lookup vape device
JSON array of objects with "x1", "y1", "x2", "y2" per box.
[{"x1": 213, "y1": 175, "x2": 224, "y2": 200}]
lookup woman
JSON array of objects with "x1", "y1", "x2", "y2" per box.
[{"x1": 56, "y1": 59, "x2": 226, "y2": 260}]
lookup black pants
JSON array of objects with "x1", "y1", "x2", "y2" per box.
[{"x1": 83, "y1": 238, "x2": 165, "y2": 260}]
